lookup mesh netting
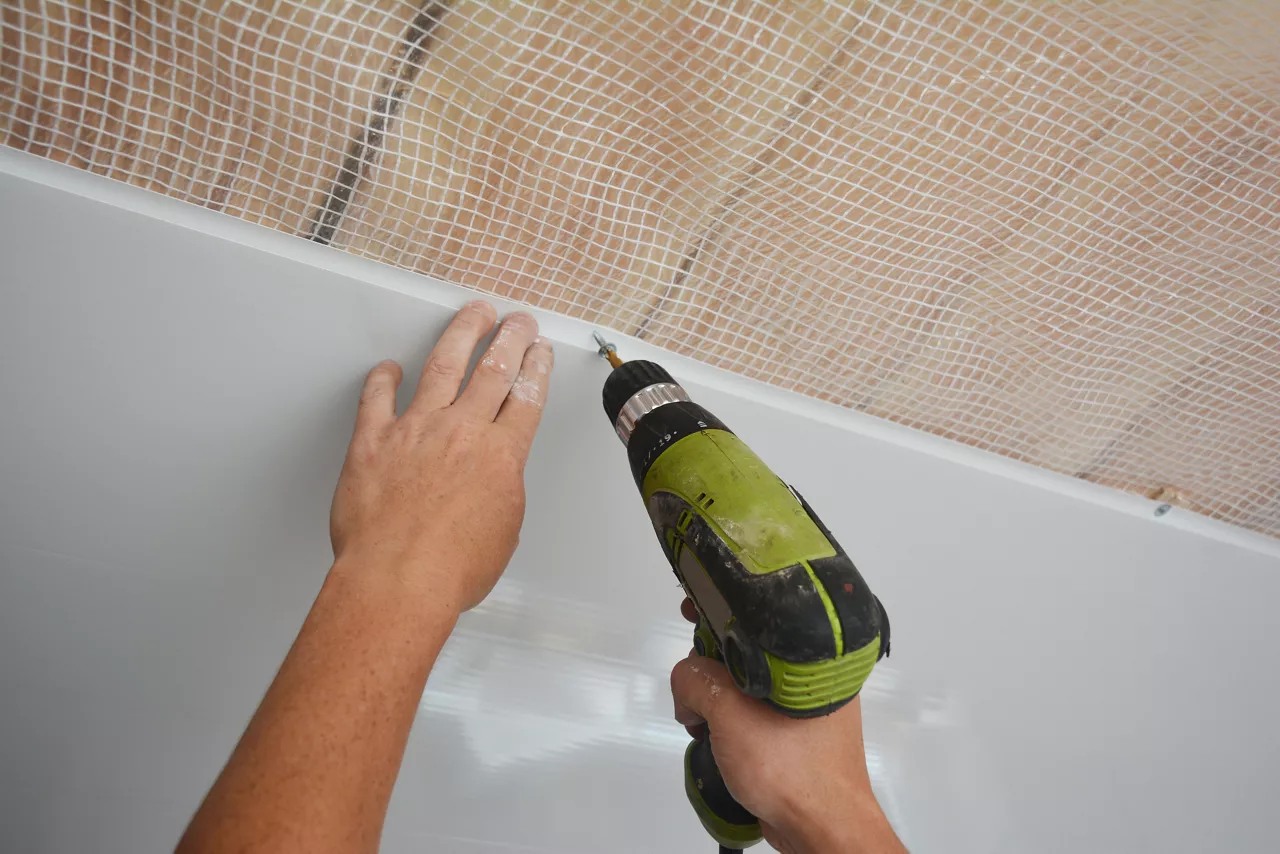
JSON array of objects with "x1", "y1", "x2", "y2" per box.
[{"x1": 4, "y1": 1, "x2": 1280, "y2": 535}]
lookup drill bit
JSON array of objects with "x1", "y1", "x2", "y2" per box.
[{"x1": 593, "y1": 331, "x2": 623, "y2": 369}]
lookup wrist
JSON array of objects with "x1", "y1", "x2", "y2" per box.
[
  {"x1": 781, "y1": 788, "x2": 894, "y2": 854},
  {"x1": 328, "y1": 551, "x2": 465, "y2": 623}
]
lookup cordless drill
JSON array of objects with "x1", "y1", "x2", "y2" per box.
[{"x1": 593, "y1": 334, "x2": 891, "y2": 851}]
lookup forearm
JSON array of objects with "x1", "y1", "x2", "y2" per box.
[{"x1": 177, "y1": 558, "x2": 458, "y2": 854}]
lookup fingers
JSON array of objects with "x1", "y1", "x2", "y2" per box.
[
  {"x1": 412, "y1": 301, "x2": 497, "y2": 413},
  {"x1": 355, "y1": 360, "x2": 403, "y2": 435},
  {"x1": 671, "y1": 654, "x2": 737, "y2": 728},
  {"x1": 495, "y1": 337, "x2": 554, "y2": 443},
  {"x1": 680, "y1": 597, "x2": 698, "y2": 624},
  {"x1": 458, "y1": 312, "x2": 540, "y2": 419}
]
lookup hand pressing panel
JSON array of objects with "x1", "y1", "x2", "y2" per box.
[{"x1": 329, "y1": 300, "x2": 554, "y2": 613}]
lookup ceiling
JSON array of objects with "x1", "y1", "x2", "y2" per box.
[{"x1": 4, "y1": 0, "x2": 1279, "y2": 534}]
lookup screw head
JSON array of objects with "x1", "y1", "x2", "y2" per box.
[
  {"x1": 592, "y1": 331, "x2": 617, "y2": 360},
  {"x1": 1154, "y1": 503, "x2": 1172, "y2": 517}
]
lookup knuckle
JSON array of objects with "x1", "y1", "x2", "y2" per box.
[
  {"x1": 507, "y1": 374, "x2": 545, "y2": 410},
  {"x1": 424, "y1": 356, "x2": 462, "y2": 380},
  {"x1": 348, "y1": 436, "x2": 380, "y2": 464},
  {"x1": 670, "y1": 659, "x2": 695, "y2": 694},
  {"x1": 360, "y1": 381, "x2": 389, "y2": 402},
  {"x1": 492, "y1": 436, "x2": 526, "y2": 467},
  {"x1": 475, "y1": 354, "x2": 511, "y2": 378},
  {"x1": 519, "y1": 340, "x2": 554, "y2": 383},
  {"x1": 399, "y1": 408, "x2": 436, "y2": 437}
]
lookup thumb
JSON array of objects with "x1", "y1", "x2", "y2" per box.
[{"x1": 671, "y1": 654, "x2": 741, "y2": 728}]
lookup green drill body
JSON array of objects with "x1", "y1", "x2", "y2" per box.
[{"x1": 597, "y1": 349, "x2": 891, "y2": 850}]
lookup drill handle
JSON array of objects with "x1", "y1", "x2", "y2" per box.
[
  {"x1": 684, "y1": 736, "x2": 761, "y2": 850},
  {"x1": 684, "y1": 617, "x2": 763, "y2": 850}
]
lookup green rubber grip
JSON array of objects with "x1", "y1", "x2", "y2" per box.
[
  {"x1": 684, "y1": 737, "x2": 761, "y2": 849},
  {"x1": 685, "y1": 618, "x2": 762, "y2": 849}
]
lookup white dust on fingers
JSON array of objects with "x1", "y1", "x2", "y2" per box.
[
  {"x1": 508, "y1": 376, "x2": 543, "y2": 408},
  {"x1": 479, "y1": 316, "x2": 534, "y2": 372},
  {"x1": 507, "y1": 339, "x2": 554, "y2": 408},
  {"x1": 684, "y1": 661, "x2": 721, "y2": 698}
]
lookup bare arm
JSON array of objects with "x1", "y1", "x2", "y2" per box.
[{"x1": 177, "y1": 301, "x2": 553, "y2": 854}]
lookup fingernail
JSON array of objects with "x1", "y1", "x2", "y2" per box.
[{"x1": 504, "y1": 311, "x2": 537, "y2": 329}]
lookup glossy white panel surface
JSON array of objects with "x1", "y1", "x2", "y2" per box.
[{"x1": 2, "y1": 153, "x2": 1279, "y2": 853}]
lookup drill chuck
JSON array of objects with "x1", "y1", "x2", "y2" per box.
[
  {"x1": 602, "y1": 360, "x2": 689, "y2": 443},
  {"x1": 602, "y1": 360, "x2": 678, "y2": 424}
]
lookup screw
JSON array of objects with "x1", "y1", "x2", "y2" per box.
[
  {"x1": 1154, "y1": 503, "x2": 1172, "y2": 517},
  {"x1": 592, "y1": 331, "x2": 622, "y2": 367}
]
